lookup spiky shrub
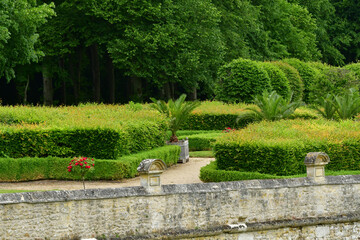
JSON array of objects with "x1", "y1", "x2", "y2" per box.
[
  {"x1": 334, "y1": 88, "x2": 360, "y2": 120},
  {"x1": 311, "y1": 93, "x2": 337, "y2": 120},
  {"x1": 215, "y1": 58, "x2": 271, "y2": 103},
  {"x1": 237, "y1": 90, "x2": 302, "y2": 122},
  {"x1": 150, "y1": 94, "x2": 201, "y2": 142}
]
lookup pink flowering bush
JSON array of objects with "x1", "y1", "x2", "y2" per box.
[{"x1": 67, "y1": 156, "x2": 95, "y2": 189}]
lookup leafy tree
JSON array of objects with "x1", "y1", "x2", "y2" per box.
[
  {"x1": 0, "y1": 0, "x2": 55, "y2": 80},
  {"x1": 251, "y1": 0, "x2": 320, "y2": 61}
]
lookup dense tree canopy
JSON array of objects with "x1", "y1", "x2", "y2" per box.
[{"x1": 0, "y1": 0, "x2": 359, "y2": 105}]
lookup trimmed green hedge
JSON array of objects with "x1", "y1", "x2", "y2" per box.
[
  {"x1": 259, "y1": 62, "x2": 290, "y2": 99},
  {"x1": 178, "y1": 132, "x2": 223, "y2": 151},
  {"x1": 199, "y1": 161, "x2": 360, "y2": 182},
  {"x1": 216, "y1": 58, "x2": 272, "y2": 103},
  {"x1": 0, "y1": 145, "x2": 180, "y2": 182},
  {"x1": 183, "y1": 113, "x2": 252, "y2": 130},
  {"x1": 0, "y1": 121, "x2": 166, "y2": 159},
  {"x1": 199, "y1": 161, "x2": 304, "y2": 182},
  {"x1": 214, "y1": 119, "x2": 360, "y2": 176}
]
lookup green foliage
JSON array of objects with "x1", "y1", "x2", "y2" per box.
[
  {"x1": 216, "y1": 58, "x2": 271, "y2": 103},
  {"x1": 199, "y1": 161, "x2": 304, "y2": 182},
  {"x1": 150, "y1": 94, "x2": 200, "y2": 142},
  {"x1": 252, "y1": 0, "x2": 320, "y2": 61},
  {"x1": 237, "y1": 90, "x2": 302, "y2": 122},
  {"x1": 344, "y1": 63, "x2": 360, "y2": 79},
  {"x1": 178, "y1": 132, "x2": 223, "y2": 151},
  {"x1": 271, "y1": 61, "x2": 304, "y2": 101},
  {"x1": 311, "y1": 93, "x2": 337, "y2": 120},
  {"x1": 214, "y1": 119, "x2": 360, "y2": 176},
  {"x1": 0, "y1": 145, "x2": 180, "y2": 181},
  {"x1": 307, "y1": 62, "x2": 359, "y2": 102},
  {"x1": 259, "y1": 62, "x2": 291, "y2": 99},
  {"x1": 333, "y1": 88, "x2": 360, "y2": 120},
  {"x1": 189, "y1": 151, "x2": 214, "y2": 158},
  {"x1": 184, "y1": 113, "x2": 251, "y2": 130},
  {"x1": 0, "y1": 0, "x2": 55, "y2": 80},
  {"x1": 282, "y1": 58, "x2": 321, "y2": 103}
]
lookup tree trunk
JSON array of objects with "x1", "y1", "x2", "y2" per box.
[
  {"x1": 42, "y1": 63, "x2": 53, "y2": 106},
  {"x1": 59, "y1": 58, "x2": 66, "y2": 105},
  {"x1": 90, "y1": 44, "x2": 101, "y2": 103},
  {"x1": 24, "y1": 75, "x2": 29, "y2": 104},
  {"x1": 70, "y1": 47, "x2": 82, "y2": 104},
  {"x1": 107, "y1": 54, "x2": 115, "y2": 103},
  {"x1": 188, "y1": 86, "x2": 197, "y2": 100},
  {"x1": 130, "y1": 76, "x2": 142, "y2": 101}
]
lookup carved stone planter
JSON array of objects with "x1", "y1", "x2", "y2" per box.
[{"x1": 166, "y1": 138, "x2": 189, "y2": 164}]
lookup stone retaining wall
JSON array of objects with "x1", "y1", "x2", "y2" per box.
[{"x1": 1, "y1": 175, "x2": 360, "y2": 239}]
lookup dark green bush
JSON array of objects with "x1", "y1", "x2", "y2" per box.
[
  {"x1": 271, "y1": 61, "x2": 304, "y2": 102},
  {"x1": 259, "y1": 62, "x2": 290, "y2": 99},
  {"x1": 215, "y1": 58, "x2": 271, "y2": 103},
  {"x1": 0, "y1": 145, "x2": 180, "y2": 181},
  {"x1": 282, "y1": 58, "x2": 321, "y2": 103},
  {"x1": 307, "y1": 62, "x2": 359, "y2": 102},
  {"x1": 183, "y1": 113, "x2": 253, "y2": 130}
]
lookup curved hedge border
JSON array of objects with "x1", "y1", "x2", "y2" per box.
[{"x1": 0, "y1": 145, "x2": 180, "y2": 182}]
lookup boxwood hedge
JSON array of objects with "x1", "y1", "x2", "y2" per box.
[
  {"x1": 0, "y1": 145, "x2": 180, "y2": 182},
  {"x1": 214, "y1": 119, "x2": 360, "y2": 176}
]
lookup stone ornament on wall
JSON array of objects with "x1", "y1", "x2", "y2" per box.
[
  {"x1": 137, "y1": 159, "x2": 167, "y2": 193},
  {"x1": 304, "y1": 152, "x2": 330, "y2": 182}
]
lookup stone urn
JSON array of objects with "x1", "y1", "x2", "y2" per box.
[{"x1": 166, "y1": 138, "x2": 189, "y2": 163}]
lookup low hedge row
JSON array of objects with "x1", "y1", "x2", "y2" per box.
[
  {"x1": 214, "y1": 119, "x2": 360, "y2": 176},
  {"x1": 183, "y1": 107, "x2": 318, "y2": 130},
  {"x1": 199, "y1": 161, "x2": 360, "y2": 182},
  {"x1": 0, "y1": 145, "x2": 180, "y2": 182},
  {"x1": 0, "y1": 121, "x2": 166, "y2": 159},
  {"x1": 178, "y1": 132, "x2": 223, "y2": 151},
  {"x1": 199, "y1": 161, "x2": 304, "y2": 182}
]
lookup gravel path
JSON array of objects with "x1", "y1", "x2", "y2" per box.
[{"x1": 0, "y1": 158, "x2": 214, "y2": 191}]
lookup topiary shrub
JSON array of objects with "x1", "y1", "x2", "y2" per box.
[
  {"x1": 259, "y1": 62, "x2": 290, "y2": 99},
  {"x1": 215, "y1": 58, "x2": 272, "y2": 103},
  {"x1": 271, "y1": 61, "x2": 304, "y2": 102},
  {"x1": 307, "y1": 62, "x2": 359, "y2": 102},
  {"x1": 282, "y1": 58, "x2": 321, "y2": 103}
]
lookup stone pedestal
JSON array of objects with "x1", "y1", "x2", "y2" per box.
[
  {"x1": 304, "y1": 152, "x2": 330, "y2": 183},
  {"x1": 166, "y1": 138, "x2": 189, "y2": 163},
  {"x1": 137, "y1": 159, "x2": 166, "y2": 193}
]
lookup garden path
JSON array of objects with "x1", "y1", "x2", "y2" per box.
[{"x1": 0, "y1": 158, "x2": 214, "y2": 191}]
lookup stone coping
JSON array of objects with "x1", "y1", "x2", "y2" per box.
[{"x1": 1, "y1": 175, "x2": 360, "y2": 205}]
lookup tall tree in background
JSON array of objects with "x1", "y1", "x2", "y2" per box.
[
  {"x1": 251, "y1": 0, "x2": 320, "y2": 61},
  {"x1": 0, "y1": 0, "x2": 54, "y2": 80}
]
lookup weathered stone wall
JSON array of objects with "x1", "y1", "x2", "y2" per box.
[{"x1": 1, "y1": 175, "x2": 360, "y2": 239}]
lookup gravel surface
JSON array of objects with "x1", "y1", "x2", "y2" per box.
[{"x1": 0, "y1": 158, "x2": 214, "y2": 191}]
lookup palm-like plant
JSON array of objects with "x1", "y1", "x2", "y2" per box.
[
  {"x1": 311, "y1": 93, "x2": 337, "y2": 120},
  {"x1": 333, "y1": 88, "x2": 360, "y2": 120},
  {"x1": 237, "y1": 90, "x2": 302, "y2": 122},
  {"x1": 150, "y1": 94, "x2": 201, "y2": 142}
]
